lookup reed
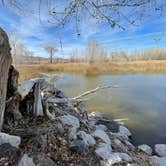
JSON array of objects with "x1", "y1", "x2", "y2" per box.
[{"x1": 16, "y1": 60, "x2": 166, "y2": 82}]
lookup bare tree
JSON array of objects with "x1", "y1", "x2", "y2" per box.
[
  {"x1": 44, "y1": 45, "x2": 58, "y2": 63},
  {"x1": 0, "y1": 28, "x2": 12, "y2": 130},
  {"x1": 9, "y1": 33, "x2": 34, "y2": 64},
  {"x1": 85, "y1": 40, "x2": 107, "y2": 63},
  {"x1": 1, "y1": 1, "x2": 164, "y2": 35}
]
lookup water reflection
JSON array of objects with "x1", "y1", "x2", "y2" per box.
[{"x1": 56, "y1": 73, "x2": 166, "y2": 146}]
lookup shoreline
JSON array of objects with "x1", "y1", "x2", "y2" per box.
[
  {"x1": 2, "y1": 69, "x2": 166, "y2": 165},
  {"x1": 16, "y1": 60, "x2": 166, "y2": 82}
]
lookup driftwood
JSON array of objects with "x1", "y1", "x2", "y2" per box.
[{"x1": 33, "y1": 82, "x2": 43, "y2": 116}]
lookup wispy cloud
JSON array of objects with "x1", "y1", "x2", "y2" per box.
[{"x1": 0, "y1": 2, "x2": 166, "y2": 58}]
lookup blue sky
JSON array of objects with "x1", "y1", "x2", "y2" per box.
[{"x1": 0, "y1": 1, "x2": 166, "y2": 58}]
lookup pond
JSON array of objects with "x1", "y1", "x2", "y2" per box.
[{"x1": 56, "y1": 73, "x2": 166, "y2": 146}]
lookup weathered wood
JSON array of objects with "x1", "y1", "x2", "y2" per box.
[
  {"x1": 33, "y1": 82, "x2": 44, "y2": 116},
  {"x1": 0, "y1": 27, "x2": 12, "y2": 130}
]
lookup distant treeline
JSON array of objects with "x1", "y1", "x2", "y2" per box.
[
  {"x1": 71, "y1": 41, "x2": 166, "y2": 62},
  {"x1": 111, "y1": 48, "x2": 166, "y2": 61}
]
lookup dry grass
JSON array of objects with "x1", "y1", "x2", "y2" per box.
[{"x1": 16, "y1": 60, "x2": 166, "y2": 82}]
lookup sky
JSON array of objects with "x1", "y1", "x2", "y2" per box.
[{"x1": 0, "y1": 1, "x2": 166, "y2": 58}]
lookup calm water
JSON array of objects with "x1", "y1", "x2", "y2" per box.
[{"x1": 56, "y1": 73, "x2": 166, "y2": 146}]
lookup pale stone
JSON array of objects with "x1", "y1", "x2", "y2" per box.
[
  {"x1": 105, "y1": 153, "x2": 132, "y2": 165},
  {"x1": 116, "y1": 152, "x2": 132, "y2": 162},
  {"x1": 119, "y1": 125, "x2": 132, "y2": 137},
  {"x1": 95, "y1": 143, "x2": 112, "y2": 160},
  {"x1": 96, "y1": 124, "x2": 108, "y2": 131},
  {"x1": 18, "y1": 154, "x2": 35, "y2": 166},
  {"x1": 150, "y1": 155, "x2": 166, "y2": 166},
  {"x1": 0, "y1": 132, "x2": 21, "y2": 148},
  {"x1": 77, "y1": 131, "x2": 96, "y2": 146},
  {"x1": 92, "y1": 129, "x2": 111, "y2": 145},
  {"x1": 59, "y1": 114, "x2": 80, "y2": 129},
  {"x1": 155, "y1": 144, "x2": 166, "y2": 157},
  {"x1": 138, "y1": 144, "x2": 152, "y2": 155}
]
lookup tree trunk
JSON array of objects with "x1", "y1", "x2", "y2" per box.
[{"x1": 0, "y1": 27, "x2": 12, "y2": 130}]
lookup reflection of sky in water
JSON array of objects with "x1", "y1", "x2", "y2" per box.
[{"x1": 56, "y1": 74, "x2": 166, "y2": 146}]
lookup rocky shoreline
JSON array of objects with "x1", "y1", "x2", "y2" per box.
[{"x1": 1, "y1": 67, "x2": 166, "y2": 166}]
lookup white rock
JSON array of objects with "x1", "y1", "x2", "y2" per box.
[
  {"x1": 77, "y1": 131, "x2": 96, "y2": 146},
  {"x1": 96, "y1": 124, "x2": 108, "y2": 131},
  {"x1": 88, "y1": 112, "x2": 103, "y2": 119},
  {"x1": 119, "y1": 125, "x2": 132, "y2": 137},
  {"x1": 106, "y1": 153, "x2": 122, "y2": 165},
  {"x1": 18, "y1": 154, "x2": 35, "y2": 166},
  {"x1": 106, "y1": 153, "x2": 132, "y2": 165},
  {"x1": 116, "y1": 153, "x2": 132, "y2": 162},
  {"x1": 95, "y1": 143, "x2": 112, "y2": 160},
  {"x1": 59, "y1": 114, "x2": 80, "y2": 129},
  {"x1": 92, "y1": 129, "x2": 111, "y2": 145},
  {"x1": 138, "y1": 144, "x2": 152, "y2": 155},
  {"x1": 155, "y1": 144, "x2": 166, "y2": 157},
  {"x1": 0, "y1": 132, "x2": 21, "y2": 148},
  {"x1": 150, "y1": 155, "x2": 166, "y2": 166}
]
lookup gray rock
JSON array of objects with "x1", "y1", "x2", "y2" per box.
[
  {"x1": 68, "y1": 127, "x2": 77, "y2": 140},
  {"x1": 150, "y1": 155, "x2": 166, "y2": 166},
  {"x1": 0, "y1": 132, "x2": 21, "y2": 148},
  {"x1": 77, "y1": 131, "x2": 96, "y2": 146},
  {"x1": 18, "y1": 154, "x2": 35, "y2": 166},
  {"x1": 95, "y1": 143, "x2": 112, "y2": 160},
  {"x1": 95, "y1": 124, "x2": 108, "y2": 131},
  {"x1": 92, "y1": 129, "x2": 111, "y2": 145},
  {"x1": 138, "y1": 144, "x2": 152, "y2": 155},
  {"x1": 119, "y1": 125, "x2": 132, "y2": 137},
  {"x1": 105, "y1": 153, "x2": 132, "y2": 165},
  {"x1": 111, "y1": 132, "x2": 129, "y2": 140},
  {"x1": 112, "y1": 139, "x2": 127, "y2": 152},
  {"x1": 155, "y1": 144, "x2": 166, "y2": 157},
  {"x1": 59, "y1": 114, "x2": 80, "y2": 129}
]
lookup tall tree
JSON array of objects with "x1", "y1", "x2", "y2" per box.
[
  {"x1": 0, "y1": 27, "x2": 12, "y2": 130},
  {"x1": 44, "y1": 45, "x2": 58, "y2": 63}
]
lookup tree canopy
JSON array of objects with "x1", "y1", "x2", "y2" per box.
[{"x1": 1, "y1": 0, "x2": 165, "y2": 35}]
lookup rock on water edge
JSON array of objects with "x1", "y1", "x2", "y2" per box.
[
  {"x1": 95, "y1": 124, "x2": 108, "y2": 131},
  {"x1": 155, "y1": 144, "x2": 166, "y2": 157},
  {"x1": 150, "y1": 155, "x2": 166, "y2": 166},
  {"x1": 102, "y1": 152, "x2": 132, "y2": 165},
  {"x1": 138, "y1": 144, "x2": 152, "y2": 155},
  {"x1": 119, "y1": 125, "x2": 132, "y2": 137},
  {"x1": 0, "y1": 132, "x2": 21, "y2": 148}
]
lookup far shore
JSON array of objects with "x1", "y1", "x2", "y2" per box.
[{"x1": 16, "y1": 60, "x2": 166, "y2": 82}]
